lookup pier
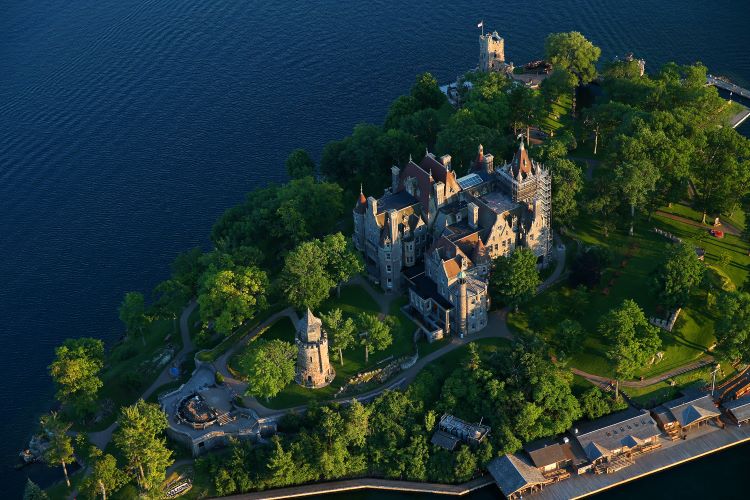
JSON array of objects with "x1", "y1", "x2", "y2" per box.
[
  {"x1": 708, "y1": 75, "x2": 750, "y2": 100},
  {"x1": 533, "y1": 422, "x2": 750, "y2": 499}
]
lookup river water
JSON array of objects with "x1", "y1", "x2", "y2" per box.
[{"x1": 2, "y1": 0, "x2": 749, "y2": 496}]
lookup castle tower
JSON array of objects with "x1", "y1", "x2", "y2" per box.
[
  {"x1": 456, "y1": 270, "x2": 469, "y2": 337},
  {"x1": 479, "y1": 30, "x2": 505, "y2": 72},
  {"x1": 295, "y1": 309, "x2": 335, "y2": 389},
  {"x1": 352, "y1": 185, "x2": 366, "y2": 252}
]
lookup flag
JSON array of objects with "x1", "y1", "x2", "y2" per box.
[{"x1": 477, "y1": 20, "x2": 483, "y2": 28}]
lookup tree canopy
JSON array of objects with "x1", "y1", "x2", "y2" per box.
[
  {"x1": 48, "y1": 337, "x2": 104, "y2": 416},
  {"x1": 320, "y1": 308, "x2": 356, "y2": 366},
  {"x1": 656, "y1": 243, "x2": 705, "y2": 308},
  {"x1": 285, "y1": 149, "x2": 316, "y2": 180},
  {"x1": 715, "y1": 291, "x2": 750, "y2": 363},
  {"x1": 544, "y1": 31, "x2": 601, "y2": 86},
  {"x1": 599, "y1": 299, "x2": 662, "y2": 380},
  {"x1": 490, "y1": 248, "x2": 541, "y2": 311},
  {"x1": 239, "y1": 339, "x2": 297, "y2": 399},
  {"x1": 356, "y1": 313, "x2": 394, "y2": 363},
  {"x1": 198, "y1": 264, "x2": 268, "y2": 335}
]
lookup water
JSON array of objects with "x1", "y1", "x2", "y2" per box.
[{"x1": 1, "y1": 0, "x2": 748, "y2": 495}]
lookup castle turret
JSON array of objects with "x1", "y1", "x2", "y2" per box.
[
  {"x1": 352, "y1": 185, "x2": 366, "y2": 251},
  {"x1": 456, "y1": 270, "x2": 468, "y2": 337},
  {"x1": 295, "y1": 309, "x2": 335, "y2": 389},
  {"x1": 479, "y1": 30, "x2": 505, "y2": 72}
]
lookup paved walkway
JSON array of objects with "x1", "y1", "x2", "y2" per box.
[
  {"x1": 89, "y1": 300, "x2": 198, "y2": 449},
  {"x1": 571, "y1": 357, "x2": 715, "y2": 389},
  {"x1": 655, "y1": 210, "x2": 741, "y2": 236}
]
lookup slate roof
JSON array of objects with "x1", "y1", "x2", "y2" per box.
[
  {"x1": 376, "y1": 190, "x2": 419, "y2": 214},
  {"x1": 723, "y1": 396, "x2": 750, "y2": 423},
  {"x1": 431, "y1": 430, "x2": 459, "y2": 451},
  {"x1": 488, "y1": 454, "x2": 547, "y2": 497},
  {"x1": 573, "y1": 408, "x2": 660, "y2": 462},
  {"x1": 524, "y1": 438, "x2": 576, "y2": 468},
  {"x1": 662, "y1": 392, "x2": 720, "y2": 427},
  {"x1": 410, "y1": 274, "x2": 453, "y2": 310}
]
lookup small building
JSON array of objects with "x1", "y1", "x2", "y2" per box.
[
  {"x1": 430, "y1": 414, "x2": 490, "y2": 450},
  {"x1": 573, "y1": 408, "x2": 661, "y2": 470},
  {"x1": 524, "y1": 437, "x2": 577, "y2": 473},
  {"x1": 488, "y1": 454, "x2": 550, "y2": 499},
  {"x1": 722, "y1": 396, "x2": 750, "y2": 426},
  {"x1": 652, "y1": 392, "x2": 721, "y2": 439}
]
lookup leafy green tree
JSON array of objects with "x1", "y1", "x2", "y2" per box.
[
  {"x1": 544, "y1": 31, "x2": 601, "y2": 86},
  {"x1": 453, "y1": 445, "x2": 478, "y2": 482},
  {"x1": 357, "y1": 313, "x2": 394, "y2": 363},
  {"x1": 579, "y1": 387, "x2": 626, "y2": 419},
  {"x1": 23, "y1": 479, "x2": 48, "y2": 500},
  {"x1": 656, "y1": 243, "x2": 705, "y2": 307},
  {"x1": 198, "y1": 264, "x2": 268, "y2": 335},
  {"x1": 152, "y1": 278, "x2": 190, "y2": 329},
  {"x1": 113, "y1": 400, "x2": 173, "y2": 493},
  {"x1": 548, "y1": 158, "x2": 583, "y2": 226},
  {"x1": 80, "y1": 447, "x2": 129, "y2": 500},
  {"x1": 323, "y1": 232, "x2": 364, "y2": 296},
  {"x1": 540, "y1": 69, "x2": 577, "y2": 104},
  {"x1": 320, "y1": 308, "x2": 356, "y2": 366},
  {"x1": 384, "y1": 95, "x2": 421, "y2": 130},
  {"x1": 40, "y1": 412, "x2": 75, "y2": 487},
  {"x1": 343, "y1": 399, "x2": 371, "y2": 448},
  {"x1": 556, "y1": 319, "x2": 585, "y2": 359},
  {"x1": 399, "y1": 108, "x2": 442, "y2": 147},
  {"x1": 613, "y1": 158, "x2": 660, "y2": 235},
  {"x1": 434, "y1": 108, "x2": 505, "y2": 173},
  {"x1": 285, "y1": 149, "x2": 316, "y2": 180},
  {"x1": 118, "y1": 291, "x2": 149, "y2": 345},
  {"x1": 715, "y1": 291, "x2": 750, "y2": 363},
  {"x1": 48, "y1": 337, "x2": 104, "y2": 416},
  {"x1": 490, "y1": 248, "x2": 541, "y2": 311},
  {"x1": 508, "y1": 85, "x2": 541, "y2": 138},
  {"x1": 600, "y1": 300, "x2": 662, "y2": 389},
  {"x1": 171, "y1": 246, "x2": 206, "y2": 295},
  {"x1": 411, "y1": 72, "x2": 447, "y2": 109},
  {"x1": 280, "y1": 240, "x2": 335, "y2": 311},
  {"x1": 239, "y1": 339, "x2": 297, "y2": 399},
  {"x1": 266, "y1": 436, "x2": 297, "y2": 487}
]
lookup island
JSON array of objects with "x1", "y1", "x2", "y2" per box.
[{"x1": 24, "y1": 25, "x2": 750, "y2": 500}]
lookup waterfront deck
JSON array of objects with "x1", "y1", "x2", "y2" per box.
[
  {"x1": 222, "y1": 476, "x2": 495, "y2": 499},
  {"x1": 534, "y1": 422, "x2": 750, "y2": 499},
  {"x1": 708, "y1": 75, "x2": 750, "y2": 100}
]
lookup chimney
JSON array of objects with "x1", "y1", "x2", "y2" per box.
[
  {"x1": 367, "y1": 196, "x2": 377, "y2": 215},
  {"x1": 468, "y1": 202, "x2": 479, "y2": 229},
  {"x1": 440, "y1": 154, "x2": 452, "y2": 170},
  {"x1": 484, "y1": 153, "x2": 494, "y2": 174},
  {"x1": 391, "y1": 165, "x2": 400, "y2": 192},
  {"x1": 433, "y1": 181, "x2": 445, "y2": 208}
]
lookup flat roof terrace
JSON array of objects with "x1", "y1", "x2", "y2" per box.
[
  {"x1": 479, "y1": 191, "x2": 519, "y2": 215},
  {"x1": 534, "y1": 421, "x2": 750, "y2": 499}
]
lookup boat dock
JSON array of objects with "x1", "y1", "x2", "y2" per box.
[
  {"x1": 533, "y1": 422, "x2": 750, "y2": 499},
  {"x1": 708, "y1": 75, "x2": 750, "y2": 100}
]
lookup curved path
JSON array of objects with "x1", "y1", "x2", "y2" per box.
[
  {"x1": 655, "y1": 210, "x2": 741, "y2": 236},
  {"x1": 571, "y1": 357, "x2": 715, "y2": 389},
  {"x1": 89, "y1": 300, "x2": 198, "y2": 449}
]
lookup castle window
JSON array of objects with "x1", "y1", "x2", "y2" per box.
[
  {"x1": 386, "y1": 265, "x2": 392, "y2": 272},
  {"x1": 386, "y1": 252, "x2": 391, "y2": 260}
]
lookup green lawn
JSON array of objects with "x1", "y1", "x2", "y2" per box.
[
  {"x1": 249, "y1": 284, "x2": 418, "y2": 409},
  {"x1": 623, "y1": 364, "x2": 737, "y2": 408},
  {"x1": 540, "y1": 94, "x2": 573, "y2": 133},
  {"x1": 509, "y1": 205, "x2": 750, "y2": 382}
]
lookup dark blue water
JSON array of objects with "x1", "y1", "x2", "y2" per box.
[{"x1": 2, "y1": 0, "x2": 749, "y2": 495}]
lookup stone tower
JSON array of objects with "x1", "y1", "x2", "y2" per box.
[
  {"x1": 295, "y1": 309, "x2": 335, "y2": 389},
  {"x1": 479, "y1": 30, "x2": 505, "y2": 72}
]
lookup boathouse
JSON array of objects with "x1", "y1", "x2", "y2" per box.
[
  {"x1": 652, "y1": 392, "x2": 721, "y2": 439},
  {"x1": 488, "y1": 454, "x2": 550, "y2": 499},
  {"x1": 430, "y1": 414, "x2": 490, "y2": 450},
  {"x1": 722, "y1": 396, "x2": 750, "y2": 426},
  {"x1": 572, "y1": 408, "x2": 661, "y2": 472}
]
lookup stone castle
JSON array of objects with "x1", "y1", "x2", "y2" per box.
[
  {"x1": 353, "y1": 141, "x2": 551, "y2": 341},
  {"x1": 479, "y1": 30, "x2": 506, "y2": 72},
  {"x1": 295, "y1": 309, "x2": 335, "y2": 389}
]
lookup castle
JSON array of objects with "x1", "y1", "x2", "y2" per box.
[
  {"x1": 295, "y1": 309, "x2": 335, "y2": 389},
  {"x1": 479, "y1": 30, "x2": 507, "y2": 72},
  {"x1": 353, "y1": 140, "x2": 551, "y2": 341}
]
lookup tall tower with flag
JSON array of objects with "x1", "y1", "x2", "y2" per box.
[{"x1": 479, "y1": 25, "x2": 506, "y2": 72}]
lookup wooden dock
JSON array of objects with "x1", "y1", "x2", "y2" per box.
[
  {"x1": 708, "y1": 75, "x2": 750, "y2": 100},
  {"x1": 534, "y1": 423, "x2": 750, "y2": 499}
]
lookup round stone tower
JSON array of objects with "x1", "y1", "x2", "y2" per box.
[{"x1": 295, "y1": 309, "x2": 335, "y2": 389}]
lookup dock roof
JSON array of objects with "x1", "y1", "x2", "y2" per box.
[
  {"x1": 573, "y1": 408, "x2": 660, "y2": 461},
  {"x1": 723, "y1": 396, "x2": 750, "y2": 423},
  {"x1": 488, "y1": 454, "x2": 547, "y2": 498},
  {"x1": 524, "y1": 438, "x2": 576, "y2": 468},
  {"x1": 662, "y1": 392, "x2": 720, "y2": 427}
]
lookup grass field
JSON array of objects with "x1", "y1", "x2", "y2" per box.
[
  {"x1": 253, "y1": 284, "x2": 418, "y2": 409},
  {"x1": 540, "y1": 94, "x2": 573, "y2": 133},
  {"x1": 510, "y1": 203, "x2": 750, "y2": 382}
]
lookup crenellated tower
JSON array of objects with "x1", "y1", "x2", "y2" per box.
[{"x1": 295, "y1": 309, "x2": 335, "y2": 389}]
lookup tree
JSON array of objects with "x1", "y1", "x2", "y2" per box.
[
  {"x1": 544, "y1": 31, "x2": 601, "y2": 86},
  {"x1": 320, "y1": 308, "x2": 356, "y2": 366},
  {"x1": 48, "y1": 337, "x2": 104, "y2": 416},
  {"x1": 613, "y1": 159, "x2": 659, "y2": 235},
  {"x1": 714, "y1": 291, "x2": 750, "y2": 363},
  {"x1": 152, "y1": 278, "x2": 190, "y2": 330},
  {"x1": 411, "y1": 72, "x2": 447, "y2": 109},
  {"x1": 118, "y1": 291, "x2": 149, "y2": 345},
  {"x1": 579, "y1": 387, "x2": 625, "y2": 419},
  {"x1": 384, "y1": 95, "x2": 421, "y2": 130},
  {"x1": 171, "y1": 246, "x2": 206, "y2": 295},
  {"x1": 656, "y1": 243, "x2": 705, "y2": 308},
  {"x1": 113, "y1": 400, "x2": 173, "y2": 493},
  {"x1": 599, "y1": 300, "x2": 662, "y2": 391},
  {"x1": 280, "y1": 240, "x2": 335, "y2": 311},
  {"x1": 285, "y1": 149, "x2": 315, "y2": 180},
  {"x1": 490, "y1": 248, "x2": 541, "y2": 311},
  {"x1": 80, "y1": 447, "x2": 129, "y2": 500},
  {"x1": 548, "y1": 158, "x2": 583, "y2": 226},
  {"x1": 569, "y1": 245, "x2": 610, "y2": 288},
  {"x1": 453, "y1": 445, "x2": 478, "y2": 482},
  {"x1": 323, "y1": 232, "x2": 364, "y2": 296},
  {"x1": 23, "y1": 479, "x2": 48, "y2": 500},
  {"x1": 356, "y1": 313, "x2": 394, "y2": 363},
  {"x1": 198, "y1": 264, "x2": 268, "y2": 335},
  {"x1": 238, "y1": 339, "x2": 297, "y2": 399},
  {"x1": 556, "y1": 319, "x2": 585, "y2": 359},
  {"x1": 40, "y1": 412, "x2": 75, "y2": 488},
  {"x1": 540, "y1": 69, "x2": 577, "y2": 104}
]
